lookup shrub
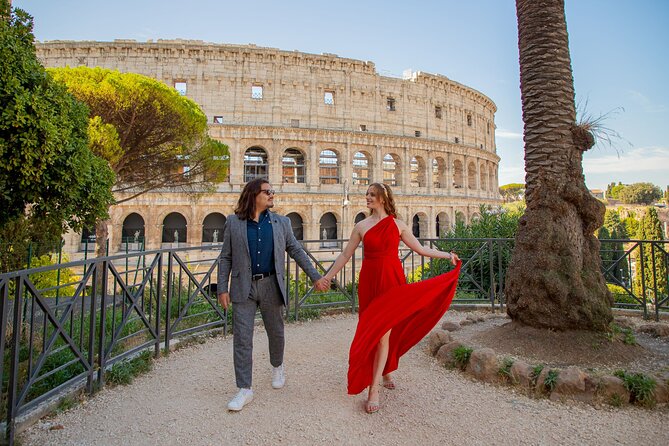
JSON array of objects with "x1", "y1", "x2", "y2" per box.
[
  {"x1": 614, "y1": 370, "x2": 656, "y2": 407},
  {"x1": 452, "y1": 346, "x2": 473, "y2": 370}
]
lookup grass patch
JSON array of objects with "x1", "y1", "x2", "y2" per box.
[
  {"x1": 498, "y1": 357, "x2": 514, "y2": 381},
  {"x1": 452, "y1": 346, "x2": 473, "y2": 370},
  {"x1": 544, "y1": 369, "x2": 559, "y2": 392},
  {"x1": 530, "y1": 364, "x2": 544, "y2": 386},
  {"x1": 106, "y1": 350, "x2": 153, "y2": 386},
  {"x1": 614, "y1": 370, "x2": 656, "y2": 407}
]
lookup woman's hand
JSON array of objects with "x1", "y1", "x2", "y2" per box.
[{"x1": 449, "y1": 251, "x2": 460, "y2": 266}]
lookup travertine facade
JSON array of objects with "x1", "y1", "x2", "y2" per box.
[{"x1": 36, "y1": 40, "x2": 501, "y2": 254}]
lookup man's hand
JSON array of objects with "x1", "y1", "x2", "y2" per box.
[
  {"x1": 314, "y1": 277, "x2": 331, "y2": 292},
  {"x1": 218, "y1": 292, "x2": 231, "y2": 310}
]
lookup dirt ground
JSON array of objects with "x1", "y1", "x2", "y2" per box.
[{"x1": 19, "y1": 310, "x2": 669, "y2": 446}]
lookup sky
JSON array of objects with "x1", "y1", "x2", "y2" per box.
[{"x1": 13, "y1": 0, "x2": 669, "y2": 191}]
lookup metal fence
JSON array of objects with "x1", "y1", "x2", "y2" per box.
[{"x1": 0, "y1": 237, "x2": 667, "y2": 444}]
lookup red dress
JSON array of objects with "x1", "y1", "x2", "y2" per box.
[{"x1": 347, "y1": 215, "x2": 461, "y2": 395}]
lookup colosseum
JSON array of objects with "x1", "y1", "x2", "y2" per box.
[{"x1": 36, "y1": 40, "x2": 501, "y2": 254}]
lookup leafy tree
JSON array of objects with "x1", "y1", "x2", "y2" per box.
[
  {"x1": 412, "y1": 205, "x2": 521, "y2": 302},
  {"x1": 505, "y1": 0, "x2": 612, "y2": 331},
  {"x1": 617, "y1": 182, "x2": 662, "y2": 205},
  {"x1": 48, "y1": 66, "x2": 230, "y2": 254},
  {"x1": 606, "y1": 182, "x2": 625, "y2": 200},
  {"x1": 499, "y1": 183, "x2": 525, "y2": 203},
  {"x1": 0, "y1": 1, "x2": 115, "y2": 270},
  {"x1": 633, "y1": 207, "x2": 667, "y2": 304},
  {"x1": 597, "y1": 209, "x2": 629, "y2": 285}
]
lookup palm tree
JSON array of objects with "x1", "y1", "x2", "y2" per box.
[{"x1": 504, "y1": 0, "x2": 612, "y2": 330}]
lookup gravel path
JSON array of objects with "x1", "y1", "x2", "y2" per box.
[{"x1": 20, "y1": 312, "x2": 668, "y2": 446}]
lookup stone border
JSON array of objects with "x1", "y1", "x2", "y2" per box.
[{"x1": 427, "y1": 318, "x2": 669, "y2": 409}]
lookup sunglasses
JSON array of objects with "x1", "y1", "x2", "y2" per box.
[{"x1": 260, "y1": 189, "x2": 276, "y2": 196}]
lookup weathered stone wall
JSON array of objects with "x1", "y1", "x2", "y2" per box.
[{"x1": 36, "y1": 40, "x2": 501, "y2": 255}]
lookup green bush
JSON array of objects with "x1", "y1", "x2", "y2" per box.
[
  {"x1": 452, "y1": 346, "x2": 473, "y2": 370},
  {"x1": 614, "y1": 370, "x2": 656, "y2": 407}
]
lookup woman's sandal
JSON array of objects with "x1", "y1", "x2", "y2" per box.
[
  {"x1": 365, "y1": 399, "x2": 380, "y2": 414},
  {"x1": 382, "y1": 378, "x2": 395, "y2": 390}
]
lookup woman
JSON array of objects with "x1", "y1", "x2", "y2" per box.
[{"x1": 316, "y1": 183, "x2": 461, "y2": 413}]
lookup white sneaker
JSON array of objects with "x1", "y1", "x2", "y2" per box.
[
  {"x1": 227, "y1": 388, "x2": 253, "y2": 411},
  {"x1": 272, "y1": 364, "x2": 285, "y2": 389}
]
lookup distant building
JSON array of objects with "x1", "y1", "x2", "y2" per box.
[
  {"x1": 37, "y1": 40, "x2": 502, "y2": 253},
  {"x1": 590, "y1": 189, "x2": 605, "y2": 199}
]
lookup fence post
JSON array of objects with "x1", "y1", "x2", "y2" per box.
[
  {"x1": 164, "y1": 253, "x2": 173, "y2": 351},
  {"x1": 155, "y1": 253, "x2": 163, "y2": 358},
  {"x1": 6, "y1": 276, "x2": 24, "y2": 445},
  {"x1": 488, "y1": 239, "x2": 495, "y2": 311},
  {"x1": 97, "y1": 259, "x2": 109, "y2": 388},
  {"x1": 87, "y1": 263, "x2": 97, "y2": 395}
]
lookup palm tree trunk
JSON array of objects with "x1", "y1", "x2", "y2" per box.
[{"x1": 504, "y1": 0, "x2": 612, "y2": 330}]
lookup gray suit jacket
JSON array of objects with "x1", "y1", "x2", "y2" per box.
[{"x1": 217, "y1": 213, "x2": 321, "y2": 305}]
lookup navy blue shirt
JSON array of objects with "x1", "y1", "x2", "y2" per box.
[{"x1": 247, "y1": 210, "x2": 275, "y2": 275}]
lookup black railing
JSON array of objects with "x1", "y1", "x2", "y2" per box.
[{"x1": 0, "y1": 238, "x2": 667, "y2": 444}]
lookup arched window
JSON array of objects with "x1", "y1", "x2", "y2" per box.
[
  {"x1": 410, "y1": 156, "x2": 426, "y2": 188},
  {"x1": 354, "y1": 212, "x2": 367, "y2": 224},
  {"x1": 286, "y1": 212, "x2": 304, "y2": 240},
  {"x1": 244, "y1": 146, "x2": 268, "y2": 182},
  {"x1": 202, "y1": 213, "x2": 226, "y2": 243},
  {"x1": 383, "y1": 153, "x2": 400, "y2": 187},
  {"x1": 122, "y1": 213, "x2": 145, "y2": 244},
  {"x1": 432, "y1": 157, "x2": 446, "y2": 189},
  {"x1": 453, "y1": 160, "x2": 464, "y2": 188},
  {"x1": 412, "y1": 214, "x2": 420, "y2": 238},
  {"x1": 352, "y1": 151, "x2": 371, "y2": 186},
  {"x1": 467, "y1": 162, "x2": 477, "y2": 190},
  {"x1": 412, "y1": 213, "x2": 427, "y2": 238},
  {"x1": 320, "y1": 212, "x2": 338, "y2": 247},
  {"x1": 163, "y1": 212, "x2": 187, "y2": 244},
  {"x1": 436, "y1": 212, "x2": 450, "y2": 238},
  {"x1": 282, "y1": 148, "x2": 305, "y2": 184},
  {"x1": 319, "y1": 149, "x2": 340, "y2": 184}
]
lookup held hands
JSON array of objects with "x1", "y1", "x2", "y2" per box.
[
  {"x1": 217, "y1": 292, "x2": 231, "y2": 310},
  {"x1": 314, "y1": 276, "x2": 331, "y2": 291},
  {"x1": 448, "y1": 251, "x2": 460, "y2": 266}
]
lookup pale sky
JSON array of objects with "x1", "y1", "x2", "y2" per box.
[{"x1": 13, "y1": 0, "x2": 669, "y2": 190}]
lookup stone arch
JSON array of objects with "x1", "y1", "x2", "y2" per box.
[
  {"x1": 453, "y1": 159, "x2": 464, "y2": 188},
  {"x1": 162, "y1": 212, "x2": 187, "y2": 244},
  {"x1": 354, "y1": 212, "x2": 367, "y2": 224},
  {"x1": 352, "y1": 151, "x2": 372, "y2": 185},
  {"x1": 286, "y1": 212, "x2": 304, "y2": 240},
  {"x1": 281, "y1": 147, "x2": 306, "y2": 184},
  {"x1": 489, "y1": 166, "x2": 496, "y2": 193},
  {"x1": 412, "y1": 212, "x2": 428, "y2": 238},
  {"x1": 202, "y1": 212, "x2": 226, "y2": 243},
  {"x1": 319, "y1": 149, "x2": 340, "y2": 184},
  {"x1": 319, "y1": 212, "x2": 338, "y2": 247},
  {"x1": 467, "y1": 161, "x2": 477, "y2": 190},
  {"x1": 244, "y1": 146, "x2": 269, "y2": 182},
  {"x1": 432, "y1": 157, "x2": 446, "y2": 189},
  {"x1": 436, "y1": 212, "x2": 450, "y2": 238},
  {"x1": 410, "y1": 156, "x2": 426, "y2": 188},
  {"x1": 122, "y1": 213, "x2": 145, "y2": 243},
  {"x1": 383, "y1": 153, "x2": 401, "y2": 187}
]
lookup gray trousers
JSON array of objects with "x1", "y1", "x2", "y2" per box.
[{"x1": 233, "y1": 275, "x2": 285, "y2": 389}]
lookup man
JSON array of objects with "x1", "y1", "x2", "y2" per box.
[{"x1": 217, "y1": 178, "x2": 326, "y2": 411}]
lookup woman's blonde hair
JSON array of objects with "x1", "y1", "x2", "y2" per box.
[{"x1": 368, "y1": 182, "x2": 397, "y2": 217}]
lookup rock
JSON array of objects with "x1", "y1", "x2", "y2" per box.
[
  {"x1": 465, "y1": 348, "x2": 499, "y2": 383},
  {"x1": 653, "y1": 380, "x2": 669, "y2": 405},
  {"x1": 441, "y1": 321, "x2": 461, "y2": 332},
  {"x1": 534, "y1": 368, "x2": 551, "y2": 396},
  {"x1": 549, "y1": 367, "x2": 595, "y2": 403},
  {"x1": 596, "y1": 376, "x2": 630, "y2": 406},
  {"x1": 459, "y1": 319, "x2": 473, "y2": 326},
  {"x1": 427, "y1": 330, "x2": 452, "y2": 356},
  {"x1": 435, "y1": 341, "x2": 464, "y2": 368},
  {"x1": 477, "y1": 316, "x2": 485, "y2": 322},
  {"x1": 637, "y1": 323, "x2": 669, "y2": 337},
  {"x1": 509, "y1": 360, "x2": 533, "y2": 388},
  {"x1": 465, "y1": 314, "x2": 478, "y2": 322}
]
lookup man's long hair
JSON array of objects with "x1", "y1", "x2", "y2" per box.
[{"x1": 234, "y1": 178, "x2": 269, "y2": 220}]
